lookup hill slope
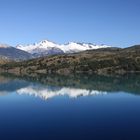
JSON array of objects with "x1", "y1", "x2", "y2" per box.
[
  {"x1": 1, "y1": 45, "x2": 140, "y2": 75},
  {"x1": 0, "y1": 44, "x2": 33, "y2": 61},
  {"x1": 0, "y1": 56, "x2": 11, "y2": 64}
]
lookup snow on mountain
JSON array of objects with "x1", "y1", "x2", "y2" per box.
[
  {"x1": 61, "y1": 42, "x2": 111, "y2": 53},
  {"x1": 17, "y1": 39, "x2": 112, "y2": 57},
  {"x1": 17, "y1": 40, "x2": 64, "y2": 57},
  {"x1": 17, "y1": 40, "x2": 58, "y2": 53}
]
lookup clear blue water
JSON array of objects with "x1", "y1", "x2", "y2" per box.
[{"x1": 0, "y1": 74, "x2": 140, "y2": 140}]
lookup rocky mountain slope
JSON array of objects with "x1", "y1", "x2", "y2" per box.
[
  {"x1": 0, "y1": 44, "x2": 33, "y2": 61},
  {"x1": 0, "y1": 56, "x2": 11, "y2": 64}
]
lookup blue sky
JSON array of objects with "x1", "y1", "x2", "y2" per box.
[{"x1": 0, "y1": 0, "x2": 139, "y2": 47}]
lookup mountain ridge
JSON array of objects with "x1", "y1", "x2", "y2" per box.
[
  {"x1": 0, "y1": 39, "x2": 112, "y2": 63},
  {"x1": 17, "y1": 39, "x2": 112, "y2": 57}
]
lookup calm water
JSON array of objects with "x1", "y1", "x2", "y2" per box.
[{"x1": 0, "y1": 74, "x2": 140, "y2": 140}]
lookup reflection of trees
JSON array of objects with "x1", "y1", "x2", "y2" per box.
[
  {"x1": 1, "y1": 73, "x2": 140, "y2": 95},
  {"x1": 0, "y1": 74, "x2": 29, "y2": 93}
]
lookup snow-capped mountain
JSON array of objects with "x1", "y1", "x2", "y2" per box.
[
  {"x1": 60, "y1": 42, "x2": 111, "y2": 53},
  {"x1": 17, "y1": 40, "x2": 64, "y2": 57},
  {"x1": 17, "y1": 39, "x2": 111, "y2": 57}
]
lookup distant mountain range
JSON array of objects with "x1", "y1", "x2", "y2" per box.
[
  {"x1": 0, "y1": 40, "x2": 111, "y2": 62},
  {"x1": 17, "y1": 40, "x2": 111, "y2": 57}
]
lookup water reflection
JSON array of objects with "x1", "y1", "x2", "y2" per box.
[
  {"x1": 0, "y1": 75, "x2": 29, "y2": 96},
  {"x1": 1, "y1": 73, "x2": 140, "y2": 140},
  {"x1": 17, "y1": 86, "x2": 107, "y2": 100},
  {"x1": 0, "y1": 73, "x2": 140, "y2": 100}
]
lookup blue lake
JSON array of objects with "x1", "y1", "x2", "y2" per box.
[{"x1": 0, "y1": 74, "x2": 140, "y2": 140}]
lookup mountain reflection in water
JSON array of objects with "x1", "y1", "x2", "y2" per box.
[
  {"x1": 1, "y1": 73, "x2": 140, "y2": 140},
  {"x1": 0, "y1": 73, "x2": 140, "y2": 100}
]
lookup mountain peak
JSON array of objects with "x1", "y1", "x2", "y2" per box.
[
  {"x1": 38, "y1": 39, "x2": 57, "y2": 47},
  {"x1": 16, "y1": 39, "x2": 112, "y2": 57}
]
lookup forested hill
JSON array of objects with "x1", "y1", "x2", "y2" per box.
[{"x1": 1, "y1": 45, "x2": 140, "y2": 75}]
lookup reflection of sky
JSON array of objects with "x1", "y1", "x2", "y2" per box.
[
  {"x1": 17, "y1": 85, "x2": 107, "y2": 100},
  {"x1": 0, "y1": 91, "x2": 11, "y2": 96}
]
